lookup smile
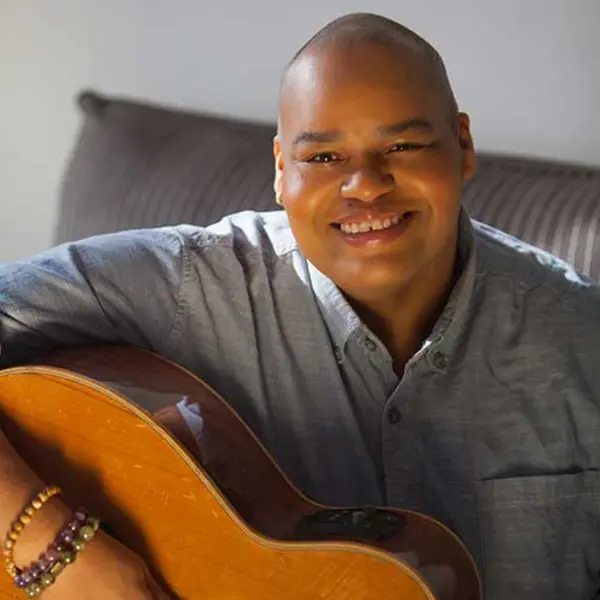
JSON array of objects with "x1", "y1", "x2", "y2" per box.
[
  {"x1": 338, "y1": 214, "x2": 405, "y2": 234},
  {"x1": 332, "y1": 211, "x2": 417, "y2": 247}
]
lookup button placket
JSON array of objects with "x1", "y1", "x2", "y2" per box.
[{"x1": 333, "y1": 345, "x2": 344, "y2": 365}]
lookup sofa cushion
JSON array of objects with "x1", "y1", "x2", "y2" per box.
[
  {"x1": 463, "y1": 154, "x2": 600, "y2": 282},
  {"x1": 56, "y1": 91, "x2": 277, "y2": 243},
  {"x1": 56, "y1": 91, "x2": 600, "y2": 282}
]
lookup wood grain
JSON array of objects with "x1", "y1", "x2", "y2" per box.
[{"x1": 0, "y1": 346, "x2": 482, "y2": 599}]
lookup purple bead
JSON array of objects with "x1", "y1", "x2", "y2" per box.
[
  {"x1": 45, "y1": 548, "x2": 61, "y2": 562},
  {"x1": 50, "y1": 541, "x2": 66, "y2": 553},
  {"x1": 74, "y1": 510, "x2": 88, "y2": 524},
  {"x1": 15, "y1": 574, "x2": 27, "y2": 588},
  {"x1": 60, "y1": 529, "x2": 75, "y2": 544},
  {"x1": 67, "y1": 519, "x2": 80, "y2": 532},
  {"x1": 20, "y1": 571, "x2": 33, "y2": 586},
  {"x1": 36, "y1": 557, "x2": 50, "y2": 572},
  {"x1": 29, "y1": 564, "x2": 43, "y2": 579}
]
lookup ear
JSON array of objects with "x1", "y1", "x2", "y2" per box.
[
  {"x1": 273, "y1": 136, "x2": 284, "y2": 199},
  {"x1": 457, "y1": 112, "x2": 477, "y2": 182}
]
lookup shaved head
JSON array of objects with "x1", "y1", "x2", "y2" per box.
[{"x1": 280, "y1": 13, "x2": 458, "y2": 125}]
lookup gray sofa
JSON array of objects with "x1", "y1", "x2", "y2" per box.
[{"x1": 56, "y1": 91, "x2": 600, "y2": 282}]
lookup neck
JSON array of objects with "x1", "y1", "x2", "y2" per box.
[{"x1": 347, "y1": 243, "x2": 460, "y2": 370}]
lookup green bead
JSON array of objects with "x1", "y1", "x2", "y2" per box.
[
  {"x1": 59, "y1": 549, "x2": 76, "y2": 564},
  {"x1": 71, "y1": 538, "x2": 86, "y2": 552},
  {"x1": 86, "y1": 517, "x2": 100, "y2": 532},
  {"x1": 79, "y1": 525, "x2": 95, "y2": 541},
  {"x1": 39, "y1": 572, "x2": 55, "y2": 587},
  {"x1": 24, "y1": 582, "x2": 42, "y2": 597},
  {"x1": 49, "y1": 561, "x2": 66, "y2": 578}
]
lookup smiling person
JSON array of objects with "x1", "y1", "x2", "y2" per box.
[
  {"x1": 275, "y1": 19, "x2": 473, "y2": 371},
  {"x1": 1, "y1": 12, "x2": 600, "y2": 600}
]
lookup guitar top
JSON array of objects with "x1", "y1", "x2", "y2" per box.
[{"x1": 0, "y1": 345, "x2": 482, "y2": 599}]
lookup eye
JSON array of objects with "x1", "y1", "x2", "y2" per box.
[
  {"x1": 387, "y1": 142, "x2": 429, "y2": 153},
  {"x1": 306, "y1": 152, "x2": 340, "y2": 164}
]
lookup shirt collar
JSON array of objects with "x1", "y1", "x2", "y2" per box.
[
  {"x1": 306, "y1": 208, "x2": 478, "y2": 357},
  {"x1": 426, "y1": 208, "x2": 478, "y2": 354},
  {"x1": 307, "y1": 260, "x2": 361, "y2": 351}
]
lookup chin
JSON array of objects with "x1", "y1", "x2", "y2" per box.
[{"x1": 333, "y1": 263, "x2": 417, "y2": 296}]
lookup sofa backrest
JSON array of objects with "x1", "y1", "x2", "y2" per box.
[{"x1": 56, "y1": 91, "x2": 600, "y2": 282}]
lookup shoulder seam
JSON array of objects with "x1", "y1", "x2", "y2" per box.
[{"x1": 163, "y1": 228, "x2": 193, "y2": 350}]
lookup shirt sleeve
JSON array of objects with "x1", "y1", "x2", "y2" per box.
[{"x1": 0, "y1": 227, "x2": 186, "y2": 368}]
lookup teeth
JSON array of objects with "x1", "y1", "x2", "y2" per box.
[{"x1": 340, "y1": 214, "x2": 404, "y2": 234}]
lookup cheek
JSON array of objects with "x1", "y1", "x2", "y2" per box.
[
  {"x1": 282, "y1": 165, "x2": 340, "y2": 222},
  {"x1": 281, "y1": 167, "x2": 304, "y2": 199},
  {"x1": 393, "y1": 151, "x2": 463, "y2": 212},
  {"x1": 280, "y1": 167, "x2": 340, "y2": 261},
  {"x1": 282, "y1": 165, "x2": 338, "y2": 198}
]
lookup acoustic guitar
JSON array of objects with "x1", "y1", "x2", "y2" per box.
[{"x1": 0, "y1": 346, "x2": 482, "y2": 599}]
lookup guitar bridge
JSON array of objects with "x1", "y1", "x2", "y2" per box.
[{"x1": 294, "y1": 507, "x2": 406, "y2": 542}]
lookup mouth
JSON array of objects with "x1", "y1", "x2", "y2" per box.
[
  {"x1": 331, "y1": 211, "x2": 417, "y2": 246},
  {"x1": 332, "y1": 212, "x2": 412, "y2": 234}
]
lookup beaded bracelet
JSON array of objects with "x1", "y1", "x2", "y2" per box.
[
  {"x1": 3, "y1": 485, "x2": 62, "y2": 579},
  {"x1": 14, "y1": 508, "x2": 100, "y2": 598}
]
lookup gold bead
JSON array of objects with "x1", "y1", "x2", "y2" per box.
[
  {"x1": 6, "y1": 565, "x2": 17, "y2": 577},
  {"x1": 4, "y1": 562, "x2": 16, "y2": 575},
  {"x1": 2, "y1": 484, "x2": 63, "y2": 581}
]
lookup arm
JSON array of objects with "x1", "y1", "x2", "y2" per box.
[
  {"x1": 0, "y1": 228, "x2": 186, "y2": 597},
  {"x1": 0, "y1": 228, "x2": 186, "y2": 368}
]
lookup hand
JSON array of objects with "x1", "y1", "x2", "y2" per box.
[{"x1": 47, "y1": 529, "x2": 172, "y2": 599}]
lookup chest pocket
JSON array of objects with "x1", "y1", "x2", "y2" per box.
[{"x1": 475, "y1": 471, "x2": 600, "y2": 600}]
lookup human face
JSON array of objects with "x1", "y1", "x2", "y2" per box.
[{"x1": 274, "y1": 44, "x2": 475, "y2": 302}]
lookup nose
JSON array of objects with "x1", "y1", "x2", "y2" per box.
[{"x1": 340, "y1": 155, "x2": 395, "y2": 202}]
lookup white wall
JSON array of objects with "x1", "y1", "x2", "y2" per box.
[{"x1": 1, "y1": 0, "x2": 599, "y2": 262}]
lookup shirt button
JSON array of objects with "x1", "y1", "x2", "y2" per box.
[
  {"x1": 333, "y1": 346, "x2": 343, "y2": 364},
  {"x1": 387, "y1": 406, "x2": 402, "y2": 424},
  {"x1": 432, "y1": 351, "x2": 448, "y2": 370},
  {"x1": 364, "y1": 337, "x2": 377, "y2": 352}
]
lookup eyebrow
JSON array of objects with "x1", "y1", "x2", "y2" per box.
[
  {"x1": 377, "y1": 117, "x2": 434, "y2": 136},
  {"x1": 291, "y1": 117, "x2": 434, "y2": 147}
]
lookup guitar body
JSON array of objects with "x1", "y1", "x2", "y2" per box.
[{"x1": 0, "y1": 346, "x2": 482, "y2": 599}]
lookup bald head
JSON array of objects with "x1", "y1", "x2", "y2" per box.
[{"x1": 279, "y1": 13, "x2": 458, "y2": 126}]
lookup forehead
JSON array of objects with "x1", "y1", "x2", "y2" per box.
[{"x1": 279, "y1": 44, "x2": 446, "y2": 139}]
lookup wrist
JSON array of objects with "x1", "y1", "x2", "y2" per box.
[{"x1": 11, "y1": 498, "x2": 72, "y2": 567}]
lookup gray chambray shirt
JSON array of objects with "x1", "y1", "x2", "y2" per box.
[{"x1": 1, "y1": 209, "x2": 600, "y2": 599}]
